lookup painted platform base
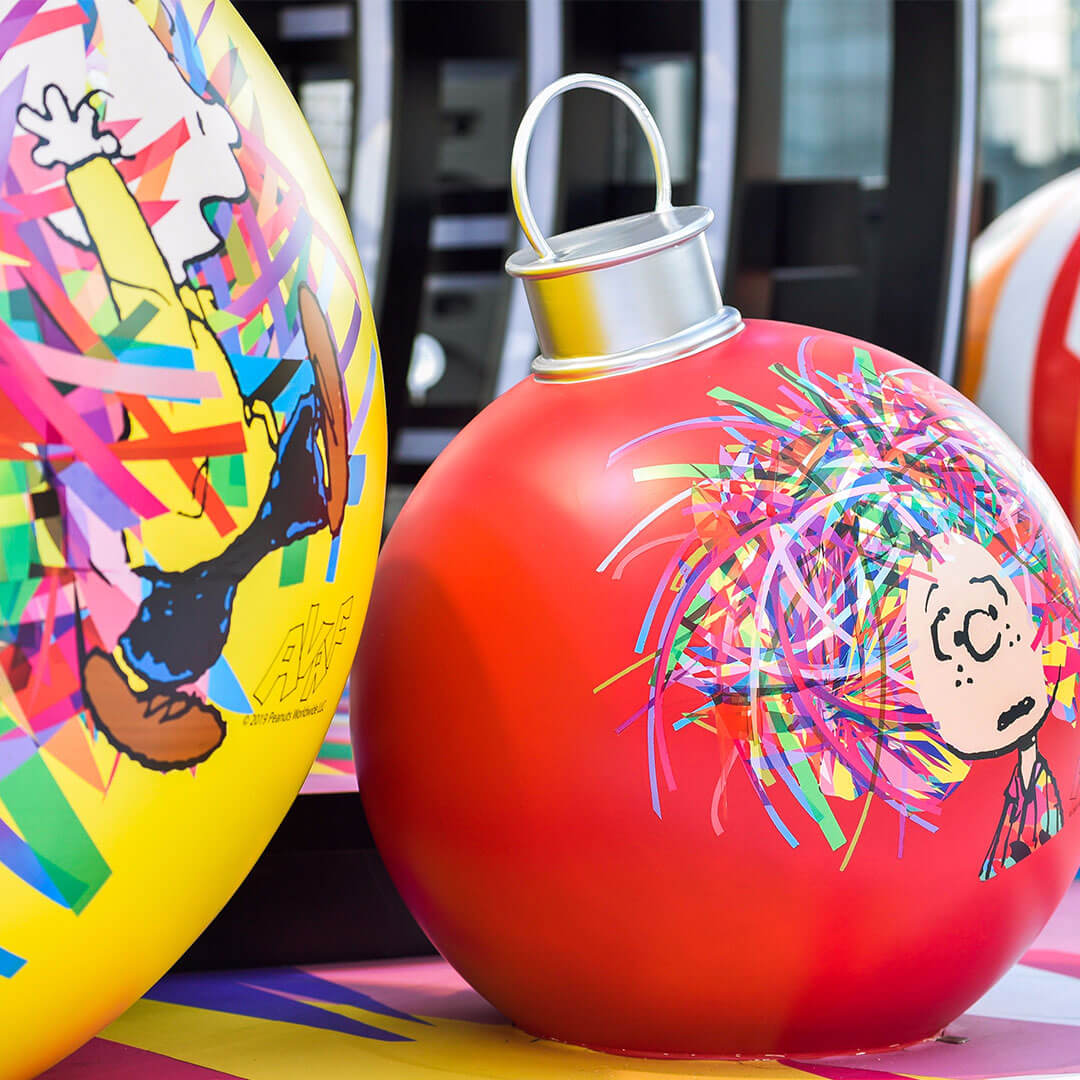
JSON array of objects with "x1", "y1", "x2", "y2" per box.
[{"x1": 45, "y1": 885, "x2": 1080, "y2": 1080}]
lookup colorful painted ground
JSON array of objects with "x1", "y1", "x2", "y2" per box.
[{"x1": 43, "y1": 883, "x2": 1080, "y2": 1079}]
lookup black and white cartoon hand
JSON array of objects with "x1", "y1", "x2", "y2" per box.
[{"x1": 17, "y1": 85, "x2": 121, "y2": 170}]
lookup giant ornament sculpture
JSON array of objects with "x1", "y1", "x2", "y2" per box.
[
  {"x1": 962, "y1": 168, "x2": 1080, "y2": 528},
  {"x1": 354, "y1": 76, "x2": 1080, "y2": 1057},
  {"x1": 0, "y1": 0, "x2": 386, "y2": 1075}
]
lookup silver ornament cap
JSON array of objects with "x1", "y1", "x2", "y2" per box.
[{"x1": 506, "y1": 74, "x2": 743, "y2": 382}]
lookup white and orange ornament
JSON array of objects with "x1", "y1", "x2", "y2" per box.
[{"x1": 963, "y1": 170, "x2": 1080, "y2": 527}]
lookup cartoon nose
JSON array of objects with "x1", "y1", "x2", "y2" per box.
[
  {"x1": 205, "y1": 100, "x2": 240, "y2": 146},
  {"x1": 196, "y1": 101, "x2": 245, "y2": 198},
  {"x1": 957, "y1": 607, "x2": 1001, "y2": 663}
]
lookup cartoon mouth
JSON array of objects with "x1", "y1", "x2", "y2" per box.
[{"x1": 997, "y1": 696, "x2": 1036, "y2": 732}]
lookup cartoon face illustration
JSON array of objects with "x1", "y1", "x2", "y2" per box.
[
  {"x1": 906, "y1": 533, "x2": 1049, "y2": 758},
  {"x1": 4, "y1": 0, "x2": 245, "y2": 280}
]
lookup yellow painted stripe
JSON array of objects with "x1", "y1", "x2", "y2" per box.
[{"x1": 102, "y1": 999, "x2": 827, "y2": 1080}]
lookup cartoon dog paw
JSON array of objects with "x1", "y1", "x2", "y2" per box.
[{"x1": 17, "y1": 84, "x2": 121, "y2": 170}]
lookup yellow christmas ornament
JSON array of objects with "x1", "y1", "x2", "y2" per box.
[{"x1": 0, "y1": 0, "x2": 386, "y2": 1074}]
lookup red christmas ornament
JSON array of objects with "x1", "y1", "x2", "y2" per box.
[{"x1": 352, "y1": 76, "x2": 1080, "y2": 1057}]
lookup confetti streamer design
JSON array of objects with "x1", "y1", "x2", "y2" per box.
[
  {"x1": 598, "y1": 339, "x2": 1080, "y2": 865},
  {"x1": 0, "y1": 0, "x2": 379, "y2": 973}
]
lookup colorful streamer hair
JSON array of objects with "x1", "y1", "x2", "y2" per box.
[{"x1": 598, "y1": 339, "x2": 1080, "y2": 856}]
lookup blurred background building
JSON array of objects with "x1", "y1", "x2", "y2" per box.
[
  {"x1": 981, "y1": 0, "x2": 1080, "y2": 212},
  {"x1": 779, "y1": 0, "x2": 890, "y2": 182}
]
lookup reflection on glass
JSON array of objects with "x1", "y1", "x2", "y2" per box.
[
  {"x1": 416, "y1": 274, "x2": 506, "y2": 407},
  {"x1": 780, "y1": 0, "x2": 891, "y2": 181},
  {"x1": 411, "y1": 60, "x2": 522, "y2": 415},
  {"x1": 438, "y1": 59, "x2": 521, "y2": 190},
  {"x1": 617, "y1": 56, "x2": 696, "y2": 186},
  {"x1": 299, "y1": 78, "x2": 354, "y2": 193},
  {"x1": 279, "y1": 2, "x2": 353, "y2": 41},
  {"x1": 981, "y1": 0, "x2": 1080, "y2": 214},
  {"x1": 408, "y1": 332, "x2": 448, "y2": 404}
]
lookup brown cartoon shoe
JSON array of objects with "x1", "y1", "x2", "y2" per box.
[
  {"x1": 82, "y1": 649, "x2": 226, "y2": 771},
  {"x1": 299, "y1": 282, "x2": 349, "y2": 536}
]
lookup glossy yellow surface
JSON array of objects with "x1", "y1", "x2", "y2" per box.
[{"x1": 0, "y1": 2, "x2": 385, "y2": 1076}]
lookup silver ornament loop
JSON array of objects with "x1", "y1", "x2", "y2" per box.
[{"x1": 510, "y1": 73, "x2": 673, "y2": 261}]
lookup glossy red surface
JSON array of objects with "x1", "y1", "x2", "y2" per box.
[{"x1": 353, "y1": 320, "x2": 1080, "y2": 1057}]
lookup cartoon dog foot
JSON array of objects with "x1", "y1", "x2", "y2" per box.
[{"x1": 82, "y1": 649, "x2": 226, "y2": 771}]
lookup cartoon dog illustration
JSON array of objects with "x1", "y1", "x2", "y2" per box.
[{"x1": 10, "y1": 0, "x2": 349, "y2": 770}]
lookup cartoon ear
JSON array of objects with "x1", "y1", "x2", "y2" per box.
[{"x1": 298, "y1": 283, "x2": 349, "y2": 536}]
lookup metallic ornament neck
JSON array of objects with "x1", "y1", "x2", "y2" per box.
[
  {"x1": 505, "y1": 73, "x2": 743, "y2": 383},
  {"x1": 506, "y1": 206, "x2": 743, "y2": 381}
]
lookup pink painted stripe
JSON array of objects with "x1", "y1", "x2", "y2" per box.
[
  {"x1": 782, "y1": 1061, "x2": 913, "y2": 1080},
  {"x1": 797, "y1": 1013, "x2": 1080, "y2": 1080},
  {"x1": 1021, "y1": 948, "x2": 1080, "y2": 979},
  {"x1": 22, "y1": 695, "x2": 80, "y2": 737},
  {"x1": 10, "y1": 3, "x2": 88, "y2": 46},
  {"x1": 0, "y1": 0, "x2": 46, "y2": 54},
  {"x1": 25, "y1": 339, "x2": 221, "y2": 401},
  {"x1": 42, "y1": 1037, "x2": 241, "y2": 1078},
  {"x1": 0, "y1": 322, "x2": 166, "y2": 519},
  {"x1": 300, "y1": 772, "x2": 357, "y2": 794}
]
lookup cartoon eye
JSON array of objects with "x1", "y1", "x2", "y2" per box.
[
  {"x1": 930, "y1": 606, "x2": 952, "y2": 662},
  {"x1": 952, "y1": 605, "x2": 1004, "y2": 664}
]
